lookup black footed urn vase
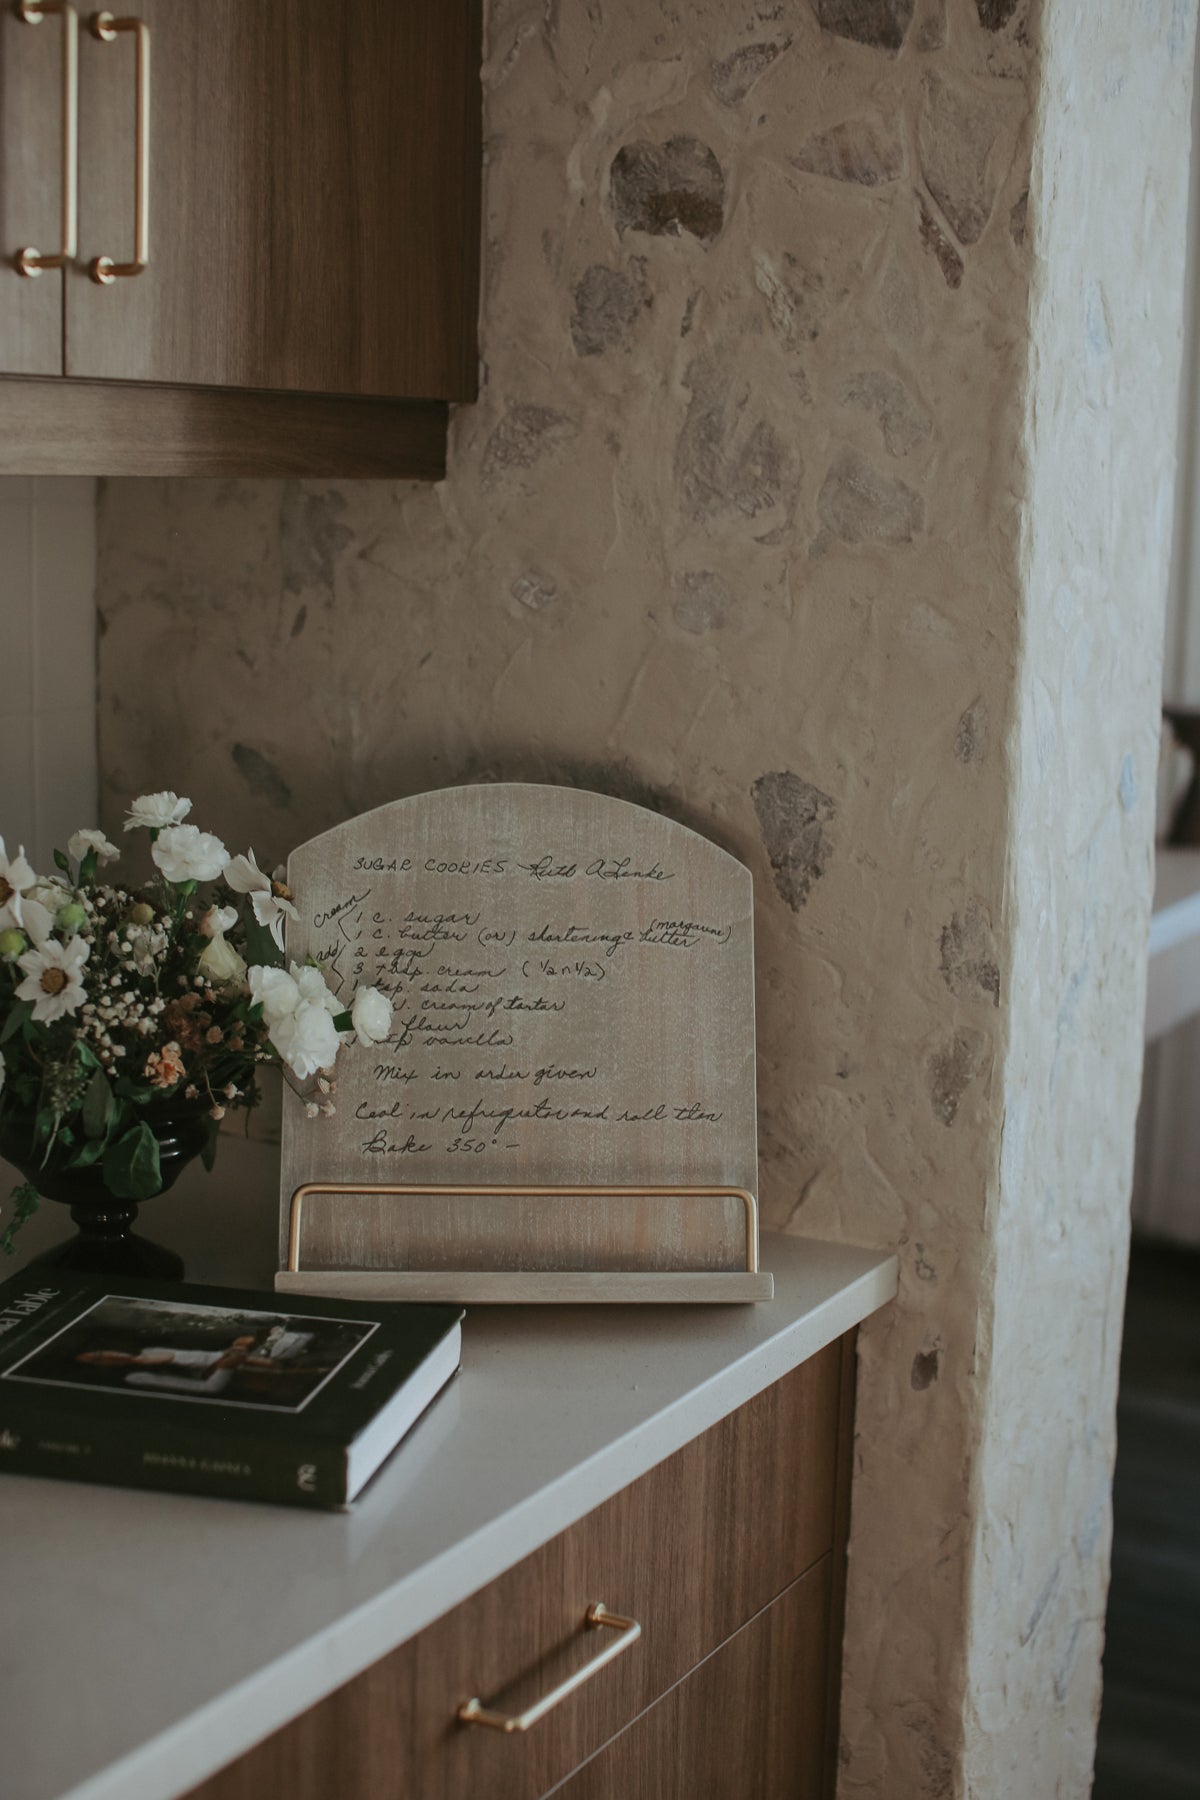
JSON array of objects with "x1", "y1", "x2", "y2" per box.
[{"x1": 0, "y1": 1108, "x2": 210, "y2": 1280}]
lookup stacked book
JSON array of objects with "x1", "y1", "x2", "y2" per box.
[{"x1": 0, "y1": 1270, "x2": 462, "y2": 1510}]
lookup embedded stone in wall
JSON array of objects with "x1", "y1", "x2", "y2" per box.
[
  {"x1": 510, "y1": 570, "x2": 559, "y2": 611},
  {"x1": 817, "y1": 447, "x2": 924, "y2": 544},
  {"x1": 976, "y1": 0, "x2": 1020, "y2": 27},
  {"x1": 570, "y1": 263, "x2": 649, "y2": 356},
  {"x1": 842, "y1": 371, "x2": 931, "y2": 458},
  {"x1": 231, "y1": 743, "x2": 291, "y2": 810},
  {"x1": 913, "y1": 0, "x2": 948, "y2": 51},
  {"x1": 751, "y1": 771, "x2": 835, "y2": 911},
  {"x1": 673, "y1": 570, "x2": 731, "y2": 634},
  {"x1": 280, "y1": 484, "x2": 351, "y2": 596},
  {"x1": 940, "y1": 904, "x2": 1001, "y2": 1006},
  {"x1": 790, "y1": 118, "x2": 903, "y2": 187},
  {"x1": 610, "y1": 137, "x2": 725, "y2": 243},
  {"x1": 918, "y1": 197, "x2": 964, "y2": 287},
  {"x1": 956, "y1": 700, "x2": 988, "y2": 764},
  {"x1": 813, "y1": 0, "x2": 915, "y2": 53},
  {"x1": 1010, "y1": 190, "x2": 1029, "y2": 245},
  {"x1": 482, "y1": 403, "x2": 578, "y2": 484},
  {"x1": 675, "y1": 360, "x2": 791, "y2": 522},
  {"x1": 919, "y1": 72, "x2": 1003, "y2": 246},
  {"x1": 753, "y1": 251, "x2": 840, "y2": 350},
  {"x1": 710, "y1": 40, "x2": 790, "y2": 107},
  {"x1": 927, "y1": 1029, "x2": 986, "y2": 1126}
]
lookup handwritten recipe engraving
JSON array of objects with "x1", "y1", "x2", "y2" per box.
[{"x1": 279, "y1": 786, "x2": 757, "y2": 1273}]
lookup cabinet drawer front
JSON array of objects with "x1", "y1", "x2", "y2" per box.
[
  {"x1": 183, "y1": 1339, "x2": 846, "y2": 1800},
  {"x1": 411, "y1": 1341, "x2": 843, "y2": 1799},
  {"x1": 556, "y1": 1557, "x2": 832, "y2": 1800}
]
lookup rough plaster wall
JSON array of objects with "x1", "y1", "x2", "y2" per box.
[
  {"x1": 963, "y1": 3, "x2": 1197, "y2": 1793},
  {"x1": 91, "y1": 0, "x2": 1188, "y2": 1791}
]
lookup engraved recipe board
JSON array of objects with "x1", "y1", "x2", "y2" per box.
[{"x1": 275, "y1": 785, "x2": 772, "y2": 1302}]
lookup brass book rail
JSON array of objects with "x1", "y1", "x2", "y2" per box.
[{"x1": 275, "y1": 1182, "x2": 774, "y2": 1304}]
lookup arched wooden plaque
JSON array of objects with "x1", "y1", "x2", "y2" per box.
[{"x1": 275, "y1": 785, "x2": 771, "y2": 1301}]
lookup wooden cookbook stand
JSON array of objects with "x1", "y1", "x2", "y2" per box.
[{"x1": 274, "y1": 785, "x2": 774, "y2": 1305}]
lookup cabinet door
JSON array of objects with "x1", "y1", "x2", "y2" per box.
[
  {"x1": 556, "y1": 1561, "x2": 832, "y2": 1800},
  {"x1": 66, "y1": 0, "x2": 480, "y2": 399},
  {"x1": 1, "y1": 1, "x2": 68, "y2": 375}
]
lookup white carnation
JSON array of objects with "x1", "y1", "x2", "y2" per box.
[
  {"x1": 151, "y1": 823, "x2": 229, "y2": 884},
  {"x1": 271, "y1": 1000, "x2": 340, "y2": 1082},
  {"x1": 200, "y1": 904, "x2": 238, "y2": 938},
  {"x1": 291, "y1": 961, "x2": 341, "y2": 1017},
  {"x1": 125, "y1": 791, "x2": 192, "y2": 832},
  {"x1": 67, "y1": 829, "x2": 120, "y2": 867},
  {"x1": 248, "y1": 964, "x2": 302, "y2": 1029},
  {"x1": 351, "y1": 986, "x2": 392, "y2": 1045}
]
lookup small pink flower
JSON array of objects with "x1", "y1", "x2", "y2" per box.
[{"x1": 144, "y1": 1041, "x2": 186, "y2": 1089}]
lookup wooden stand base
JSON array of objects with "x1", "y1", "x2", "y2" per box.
[{"x1": 275, "y1": 1268, "x2": 775, "y2": 1304}]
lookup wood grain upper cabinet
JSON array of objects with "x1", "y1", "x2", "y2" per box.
[
  {"x1": 69, "y1": 0, "x2": 479, "y2": 398},
  {"x1": 1, "y1": 0, "x2": 70, "y2": 375},
  {"x1": 0, "y1": 0, "x2": 480, "y2": 475}
]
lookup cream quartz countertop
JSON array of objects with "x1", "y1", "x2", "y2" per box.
[{"x1": 0, "y1": 1199, "x2": 896, "y2": 1800}]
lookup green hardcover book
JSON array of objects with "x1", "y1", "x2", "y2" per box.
[{"x1": 0, "y1": 1270, "x2": 463, "y2": 1510}]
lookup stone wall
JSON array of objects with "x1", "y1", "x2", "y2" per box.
[{"x1": 95, "y1": 1, "x2": 1195, "y2": 1791}]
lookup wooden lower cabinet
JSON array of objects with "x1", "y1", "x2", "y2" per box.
[{"x1": 183, "y1": 1334, "x2": 856, "y2": 1800}]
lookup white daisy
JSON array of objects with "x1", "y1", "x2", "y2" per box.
[
  {"x1": 0, "y1": 839, "x2": 52, "y2": 947},
  {"x1": 16, "y1": 936, "x2": 90, "y2": 1024},
  {"x1": 124, "y1": 791, "x2": 192, "y2": 832},
  {"x1": 223, "y1": 849, "x2": 299, "y2": 950}
]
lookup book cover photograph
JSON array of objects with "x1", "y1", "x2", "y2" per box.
[
  {"x1": 6, "y1": 1293, "x2": 376, "y2": 1413},
  {"x1": 0, "y1": 1274, "x2": 463, "y2": 1510}
]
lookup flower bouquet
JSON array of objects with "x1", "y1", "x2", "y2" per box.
[{"x1": 0, "y1": 792, "x2": 392, "y2": 1267}]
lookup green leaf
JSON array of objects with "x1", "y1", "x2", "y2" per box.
[
  {"x1": 67, "y1": 1138, "x2": 105, "y2": 1169},
  {"x1": 200, "y1": 1115, "x2": 220, "y2": 1173},
  {"x1": 1, "y1": 1002, "x2": 31, "y2": 1045},
  {"x1": 102, "y1": 1123, "x2": 162, "y2": 1201},
  {"x1": 79, "y1": 847, "x2": 98, "y2": 886},
  {"x1": 332, "y1": 1010, "x2": 352, "y2": 1032},
  {"x1": 113, "y1": 1075, "x2": 159, "y2": 1106},
  {"x1": 1, "y1": 1182, "x2": 40, "y2": 1255},
  {"x1": 53, "y1": 849, "x2": 70, "y2": 874},
  {"x1": 82, "y1": 1068, "x2": 115, "y2": 1141},
  {"x1": 243, "y1": 916, "x2": 285, "y2": 970}
]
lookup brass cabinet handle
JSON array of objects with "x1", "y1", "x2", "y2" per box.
[
  {"x1": 457, "y1": 1603, "x2": 642, "y2": 1734},
  {"x1": 86, "y1": 9, "x2": 148, "y2": 282},
  {"x1": 13, "y1": 0, "x2": 79, "y2": 277}
]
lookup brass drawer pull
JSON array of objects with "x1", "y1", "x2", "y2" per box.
[
  {"x1": 13, "y1": 0, "x2": 79, "y2": 277},
  {"x1": 457, "y1": 1603, "x2": 642, "y2": 1734},
  {"x1": 86, "y1": 10, "x2": 149, "y2": 282}
]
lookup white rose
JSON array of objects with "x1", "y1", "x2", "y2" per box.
[
  {"x1": 351, "y1": 986, "x2": 392, "y2": 1045},
  {"x1": 197, "y1": 932, "x2": 248, "y2": 989},
  {"x1": 200, "y1": 904, "x2": 238, "y2": 938},
  {"x1": 249, "y1": 964, "x2": 302, "y2": 1028},
  {"x1": 151, "y1": 823, "x2": 229, "y2": 884},
  {"x1": 271, "y1": 1000, "x2": 340, "y2": 1081},
  {"x1": 125, "y1": 791, "x2": 192, "y2": 832},
  {"x1": 291, "y1": 961, "x2": 341, "y2": 1017}
]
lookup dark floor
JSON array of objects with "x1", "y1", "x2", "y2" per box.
[{"x1": 1093, "y1": 1239, "x2": 1200, "y2": 1800}]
